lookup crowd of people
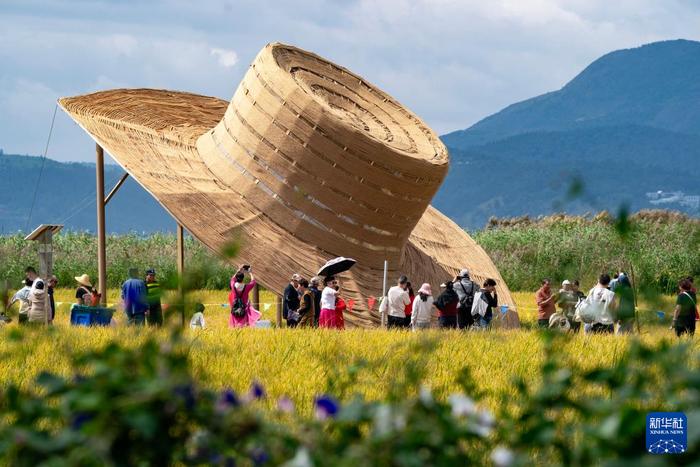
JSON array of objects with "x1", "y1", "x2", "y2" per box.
[
  {"x1": 278, "y1": 268, "x2": 501, "y2": 331},
  {"x1": 5, "y1": 267, "x2": 58, "y2": 325},
  {"x1": 4, "y1": 264, "x2": 697, "y2": 337},
  {"x1": 535, "y1": 272, "x2": 697, "y2": 336}
]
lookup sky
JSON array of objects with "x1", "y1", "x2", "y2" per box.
[{"x1": 1, "y1": 0, "x2": 700, "y2": 163}]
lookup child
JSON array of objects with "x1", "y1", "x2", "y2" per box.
[{"x1": 190, "y1": 303, "x2": 206, "y2": 329}]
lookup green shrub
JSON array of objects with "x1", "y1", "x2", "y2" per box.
[{"x1": 475, "y1": 210, "x2": 699, "y2": 293}]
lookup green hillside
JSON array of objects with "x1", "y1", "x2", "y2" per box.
[
  {"x1": 437, "y1": 40, "x2": 700, "y2": 227},
  {"x1": 0, "y1": 153, "x2": 173, "y2": 234},
  {"x1": 443, "y1": 39, "x2": 700, "y2": 147}
]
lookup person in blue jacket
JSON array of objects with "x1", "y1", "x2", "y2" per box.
[{"x1": 122, "y1": 268, "x2": 148, "y2": 325}]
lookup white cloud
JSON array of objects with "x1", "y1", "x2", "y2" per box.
[
  {"x1": 211, "y1": 47, "x2": 238, "y2": 68},
  {"x1": 1, "y1": 0, "x2": 700, "y2": 161}
]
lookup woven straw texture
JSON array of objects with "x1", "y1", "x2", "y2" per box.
[{"x1": 59, "y1": 42, "x2": 517, "y2": 328}]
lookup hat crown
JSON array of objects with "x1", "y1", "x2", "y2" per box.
[{"x1": 196, "y1": 43, "x2": 448, "y2": 267}]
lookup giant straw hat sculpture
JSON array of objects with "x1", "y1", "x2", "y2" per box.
[{"x1": 60, "y1": 43, "x2": 518, "y2": 328}]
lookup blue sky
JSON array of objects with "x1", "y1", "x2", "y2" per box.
[{"x1": 2, "y1": 0, "x2": 700, "y2": 162}]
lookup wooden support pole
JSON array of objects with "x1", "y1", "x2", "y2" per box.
[
  {"x1": 96, "y1": 144, "x2": 107, "y2": 306},
  {"x1": 252, "y1": 284, "x2": 260, "y2": 310},
  {"x1": 276, "y1": 298, "x2": 283, "y2": 328},
  {"x1": 177, "y1": 223, "x2": 185, "y2": 327}
]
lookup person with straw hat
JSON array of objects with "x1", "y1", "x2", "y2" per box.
[{"x1": 74, "y1": 274, "x2": 94, "y2": 306}]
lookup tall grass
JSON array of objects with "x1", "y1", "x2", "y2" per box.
[
  {"x1": 474, "y1": 210, "x2": 699, "y2": 293},
  {"x1": 1, "y1": 210, "x2": 697, "y2": 292},
  {"x1": 0, "y1": 232, "x2": 238, "y2": 289},
  {"x1": 0, "y1": 287, "x2": 685, "y2": 418}
]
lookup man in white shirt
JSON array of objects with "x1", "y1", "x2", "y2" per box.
[
  {"x1": 585, "y1": 274, "x2": 616, "y2": 334},
  {"x1": 387, "y1": 275, "x2": 411, "y2": 329}
]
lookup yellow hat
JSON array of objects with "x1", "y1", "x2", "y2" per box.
[{"x1": 74, "y1": 274, "x2": 92, "y2": 287}]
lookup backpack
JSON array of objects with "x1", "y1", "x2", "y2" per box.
[
  {"x1": 457, "y1": 280, "x2": 475, "y2": 310},
  {"x1": 230, "y1": 286, "x2": 246, "y2": 318}
]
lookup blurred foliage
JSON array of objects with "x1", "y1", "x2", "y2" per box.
[
  {"x1": 0, "y1": 329, "x2": 698, "y2": 465},
  {"x1": 501, "y1": 334, "x2": 700, "y2": 465}
]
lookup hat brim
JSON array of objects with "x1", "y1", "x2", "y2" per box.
[
  {"x1": 59, "y1": 46, "x2": 514, "y2": 328},
  {"x1": 74, "y1": 276, "x2": 92, "y2": 287}
]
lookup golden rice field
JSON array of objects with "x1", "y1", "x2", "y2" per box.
[{"x1": 0, "y1": 289, "x2": 693, "y2": 416}]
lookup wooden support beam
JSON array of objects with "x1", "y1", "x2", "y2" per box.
[
  {"x1": 276, "y1": 298, "x2": 283, "y2": 328},
  {"x1": 252, "y1": 284, "x2": 260, "y2": 310},
  {"x1": 176, "y1": 223, "x2": 185, "y2": 327},
  {"x1": 96, "y1": 144, "x2": 107, "y2": 306},
  {"x1": 104, "y1": 172, "x2": 129, "y2": 205}
]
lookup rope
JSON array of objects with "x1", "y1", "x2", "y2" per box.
[
  {"x1": 57, "y1": 171, "x2": 125, "y2": 225},
  {"x1": 25, "y1": 104, "x2": 58, "y2": 232}
]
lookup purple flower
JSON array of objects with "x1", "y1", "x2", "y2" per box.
[
  {"x1": 249, "y1": 381, "x2": 265, "y2": 400},
  {"x1": 251, "y1": 447, "x2": 269, "y2": 466},
  {"x1": 314, "y1": 395, "x2": 339, "y2": 420},
  {"x1": 221, "y1": 388, "x2": 240, "y2": 406},
  {"x1": 277, "y1": 396, "x2": 295, "y2": 413},
  {"x1": 216, "y1": 388, "x2": 240, "y2": 412}
]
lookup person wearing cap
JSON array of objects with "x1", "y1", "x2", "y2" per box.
[
  {"x1": 145, "y1": 268, "x2": 163, "y2": 327},
  {"x1": 557, "y1": 280, "x2": 580, "y2": 332},
  {"x1": 535, "y1": 279, "x2": 556, "y2": 328},
  {"x1": 454, "y1": 268, "x2": 478, "y2": 329},
  {"x1": 121, "y1": 268, "x2": 148, "y2": 326},
  {"x1": 283, "y1": 274, "x2": 302, "y2": 328},
  {"x1": 74, "y1": 274, "x2": 95, "y2": 306},
  {"x1": 411, "y1": 283, "x2": 434, "y2": 330}
]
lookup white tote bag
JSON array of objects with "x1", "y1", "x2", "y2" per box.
[{"x1": 471, "y1": 291, "x2": 488, "y2": 317}]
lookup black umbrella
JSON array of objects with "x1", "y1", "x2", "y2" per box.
[{"x1": 317, "y1": 257, "x2": 356, "y2": 277}]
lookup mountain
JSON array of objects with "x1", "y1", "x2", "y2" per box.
[
  {"x1": 437, "y1": 39, "x2": 700, "y2": 227},
  {"x1": 0, "y1": 153, "x2": 173, "y2": 234},
  {"x1": 2, "y1": 41, "x2": 699, "y2": 233}
]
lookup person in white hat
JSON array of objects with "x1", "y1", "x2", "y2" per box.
[
  {"x1": 74, "y1": 274, "x2": 94, "y2": 306},
  {"x1": 454, "y1": 268, "x2": 478, "y2": 329},
  {"x1": 283, "y1": 273, "x2": 302, "y2": 327},
  {"x1": 557, "y1": 279, "x2": 580, "y2": 332},
  {"x1": 411, "y1": 283, "x2": 434, "y2": 331}
]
